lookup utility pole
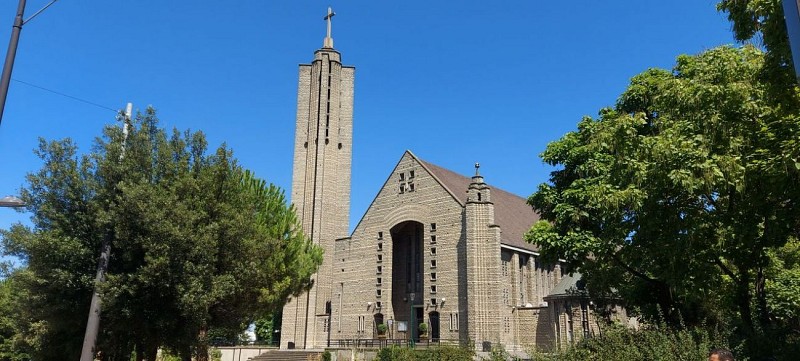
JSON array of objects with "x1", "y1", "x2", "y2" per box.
[
  {"x1": 79, "y1": 103, "x2": 132, "y2": 361},
  {"x1": 0, "y1": 0, "x2": 58, "y2": 127}
]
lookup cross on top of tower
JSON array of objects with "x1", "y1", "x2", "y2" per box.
[
  {"x1": 475, "y1": 162, "x2": 481, "y2": 176},
  {"x1": 323, "y1": 7, "x2": 336, "y2": 48}
]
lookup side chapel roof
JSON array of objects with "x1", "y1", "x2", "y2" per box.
[{"x1": 412, "y1": 152, "x2": 540, "y2": 252}]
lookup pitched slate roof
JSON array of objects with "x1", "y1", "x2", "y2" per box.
[
  {"x1": 547, "y1": 273, "x2": 581, "y2": 297},
  {"x1": 413, "y1": 153, "x2": 540, "y2": 252}
]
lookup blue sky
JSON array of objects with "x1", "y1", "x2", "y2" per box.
[{"x1": 0, "y1": 1, "x2": 735, "y2": 242}]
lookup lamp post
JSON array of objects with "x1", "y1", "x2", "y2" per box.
[
  {"x1": 409, "y1": 292, "x2": 415, "y2": 348},
  {"x1": 0, "y1": 0, "x2": 59, "y2": 127}
]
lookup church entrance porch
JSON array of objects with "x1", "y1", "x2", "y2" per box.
[{"x1": 390, "y1": 221, "x2": 425, "y2": 341}]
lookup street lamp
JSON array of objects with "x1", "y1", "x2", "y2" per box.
[
  {"x1": 0, "y1": 0, "x2": 59, "y2": 126},
  {"x1": 0, "y1": 195, "x2": 24, "y2": 207},
  {"x1": 409, "y1": 292, "x2": 415, "y2": 348}
]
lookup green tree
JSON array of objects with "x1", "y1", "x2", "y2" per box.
[
  {"x1": 718, "y1": 0, "x2": 794, "y2": 75},
  {"x1": 526, "y1": 45, "x2": 800, "y2": 357},
  {"x1": 254, "y1": 309, "x2": 282, "y2": 345},
  {"x1": 0, "y1": 276, "x2": 32, "y2": 361},
  {"x1": 1, "y1": 108, "x2": 321, "y2": 361}
]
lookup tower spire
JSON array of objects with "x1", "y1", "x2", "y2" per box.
[{"x1": 323, "y1": 7, "x2": 335, "y2": 48}]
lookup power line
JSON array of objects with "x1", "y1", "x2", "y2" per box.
[{"x1": 12, "y1": 78, "x2": 118, "y2": 113}]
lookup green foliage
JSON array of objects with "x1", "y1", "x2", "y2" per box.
[
  {"x1": 156, "y1": 350, "x2": 182, "y2": 361},
  {"x1": 529, "y1": 324, "x2": 721, "y2": 361},
  {"x1": 376, "y1": 345, "x2": 473, "y2": 361},
  {"x1": 488, "y1": 346, "x2": 511, "y2": 361},
  {"x1": 765, "y1": 238, "x2": 800, "y2": 325},
  {"x1": 376, "y1": 323, "x2": 388, "y2": 335},
  {"x1": 527, "y1": 44, "x2": 800, "y2": 359},
  {"x1": 376, "y1": 346, "x2": 415, "y2": 361},
  {"x1": 717, "y1": 0, "x2": 797, "y2": 84},
  {"x1": 0, "y1": 278, "x2": 31, "y2": 361},
  {"x1": 417, "y1": 322, "x2": 428, "y2": 334},
  {"x1": 209, "y1": 348, "x2": 222, "y2": 361},
  {"x1": 0, "y1": 107, "x2": 322, "y2": 360},
  {"x1": 254, "y1": 310, "x2": 283, "y2": 345},
  {"x1": 322, "y1": 350, "x2": 331, "y2": 361}
]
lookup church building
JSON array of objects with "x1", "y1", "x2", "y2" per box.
[{"x1": 280, "y1": 10, "x2": 615, "y2": 352}]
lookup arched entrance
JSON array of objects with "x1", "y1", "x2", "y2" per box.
[{"x1": 390, "y1": 221, "x2": 424, "y2": 341}]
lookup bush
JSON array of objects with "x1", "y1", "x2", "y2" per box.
[
  {"x1": 377, "y1": 346, "x2": 415, "y2": 361},
  {"x1": 376, "y1": 345, "x2": 473, "y2": 361},
  {"x1": 418, "y1": 323, "x2": 428, "y2": 334},
  {"x1": 322, "y1": 350, "x2": 332, "y2": 361},
  {"x1": 377, "y1": 323, "x2": 388, "y2": 334},
  {"x1": 529, "y1": 324, "x2": 722, "y2": 361},
  {"x1": 210, "y1": 348, "x2": 222, "y2": 361}
]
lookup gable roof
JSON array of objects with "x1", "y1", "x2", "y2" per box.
[{"x1": 412, "y1": 152, "x2": 540, "y2": 252}]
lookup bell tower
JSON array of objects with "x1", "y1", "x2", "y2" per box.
[{"x1": 281, "y1": 7, "x2": 355, "y2": 349}]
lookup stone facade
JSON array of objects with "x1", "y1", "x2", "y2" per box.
[{"x1": 280, "y1": 26, "x2": 629, "y2": 353}]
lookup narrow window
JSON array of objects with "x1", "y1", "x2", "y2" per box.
[
  {"x1": 377, "y1": 266, "x2": 382, "y2": 274},
  {"x1": 376, "y1": 289, "x2": 382, "y2": 297},
  {"x1": 430, "y1": 259, "x2": 437, "y2": 268},
  {"x1": 430, "y1": 223, "x2": 437, "y2": 231},
  {"x1": 430, "y1": 272, "x2": 437, "y2": 281},
  {"x1": 409, "y1": 170, "x2": 415, "y2": 178},
  {"x1": 408, "y1": 182, "x2": 415, "y2": 192},
  {"x1": 377, "y1": 242, "x2": 383, "y2": 251},
  {"x1": 399, "y1": 185, "x2": 405, "y2": 194},
  {"x1": 431, "y1": 235, "x2": 437, "y2": 244},
  {"x1": 431, "y1": 247, "x2": 437, "y2": 255},
  {"x1": 477, "y1": 192, "x2": 482, "y2": 201},
  {"x1": 431, "y1": 298, "x2": 437, "y2": 306},
  {"x1": 399, "y1": 173, "x2": 405, "y2": 181},
  {"x1": 376, "y1": 301, "x2": 382, "y2": 309},
  {"x1": 378, "y1": 232, "x2": 383, "y2": 240},
  {"x1": 377, "y1": 277, "x2": 382, "y2": 285},
  {"x1": 377, "y1": 254, "x2": 383, "y2": 262},
  {"x1": 430, "y1": 285, "x2": 437, "y2": 294}
]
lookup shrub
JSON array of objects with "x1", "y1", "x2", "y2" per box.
[
  {"x1": 418, "y1": 322, "x2": 428, "y2": 334},
  {"x1": 376, "y1": 345, "x2": 473, "y2": 361},
  {"x1": 529, "y1": 324, "x2": 722, "y2": 361},
  {"x1": 376, "y1": 346, "x2": 415, "y2": 361},
  {"x1": 377, "y1": 323, "x2": 388, "y2": 335}
]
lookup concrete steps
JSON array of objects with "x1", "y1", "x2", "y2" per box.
[{"x1": 248, "y1": 350, "x2": 323, "y2": 361}]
